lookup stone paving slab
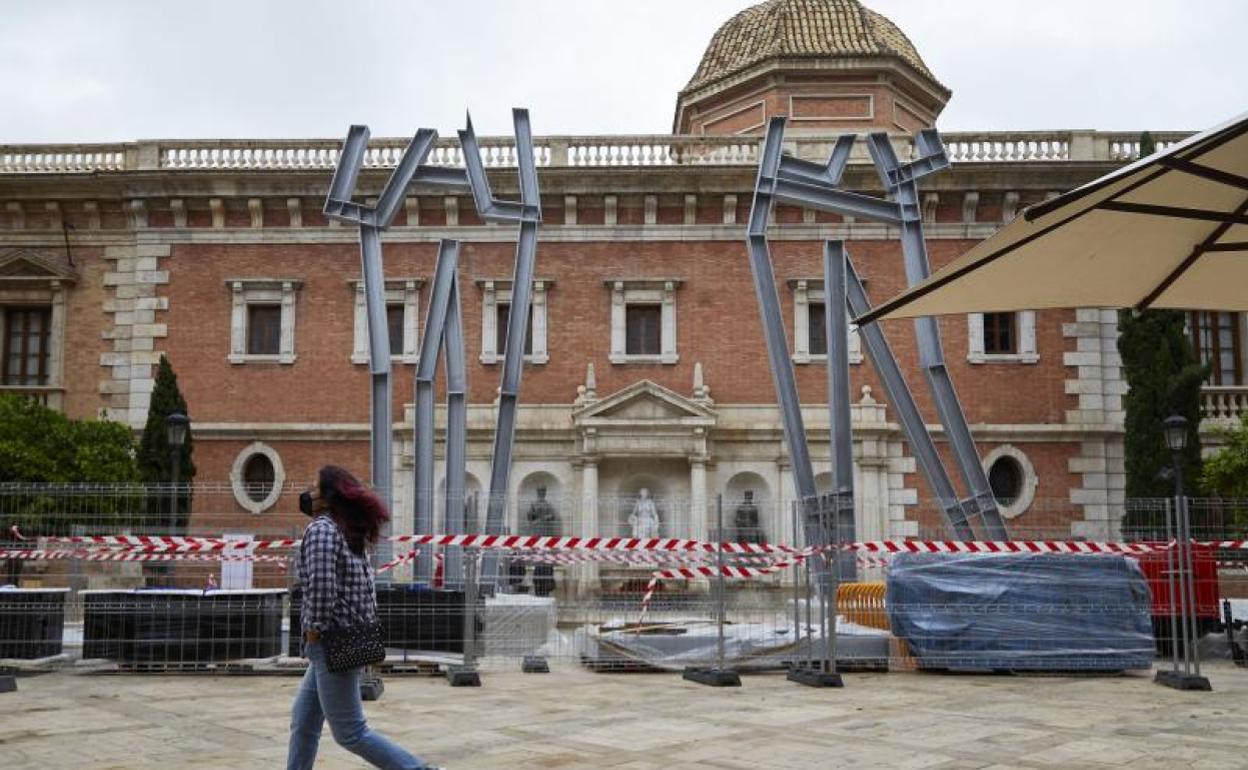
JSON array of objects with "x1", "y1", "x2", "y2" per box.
[{"x1": 0, "y1": 664, "x2": 1244, "y2": 769}]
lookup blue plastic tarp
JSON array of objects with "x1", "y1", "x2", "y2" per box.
[{"x1": 886, "y1": 553, "x2": 1155, "y2": 671}]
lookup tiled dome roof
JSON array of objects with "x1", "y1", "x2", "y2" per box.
[{"x1": 684, "y1": 0, "x2": 939, "y2": 93}]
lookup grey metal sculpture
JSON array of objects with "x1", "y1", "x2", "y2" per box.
[
  {"x1": 325, "y1": 109, "x2": 541, "y2": 585},
  {"x1": 746, "y1": 116, "x2": 1007, "y2": 540},
  {"x1": 324, "y1": 125, "x2": 462, "y2": 568}
]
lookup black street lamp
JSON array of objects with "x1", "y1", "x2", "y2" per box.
[
  {"x1": 166, "y1": 412, "x2": 189, "y2": 535},
  {"x1": 1155, "y1": 413, "x2": 1211, "y2": 691}
]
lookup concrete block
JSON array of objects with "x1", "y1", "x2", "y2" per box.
[
  {"x1": 135, "y1": 270, "x2": 169, "y2": 285},
  {"x1": 1063, "y1": 351, "x2": 1101, "y2": 366},
  {"x1": 131, "y1": 323, "x2": 168, "y2": 337},
  {"x1": 1068, "y1": 457, "x2": 1107, "y2": 473}
]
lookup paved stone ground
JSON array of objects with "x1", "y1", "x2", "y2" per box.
[{"x1": 1, "y1": 663, "x2": 1245, "y2": 769}]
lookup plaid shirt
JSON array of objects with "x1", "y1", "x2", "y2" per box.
[{"x1": 296, "y1": 515, "x2": 377, "y2": 633}]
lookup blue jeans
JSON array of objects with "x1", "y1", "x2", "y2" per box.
[{"x1": 287, "y1": 641, "x2": 430, "y2": 770}]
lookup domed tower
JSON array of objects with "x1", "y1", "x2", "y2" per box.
[{"x1": 674, "y1": 0, "x2": 950, "y2": 135}]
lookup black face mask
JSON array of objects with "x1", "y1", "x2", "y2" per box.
[{"x1": 299, "y1": 491, "x2": 317, "y2": 517}]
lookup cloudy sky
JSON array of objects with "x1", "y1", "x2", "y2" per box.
[{"x1": 1, "y1": 0, "x2": 1242, "y2": 142}]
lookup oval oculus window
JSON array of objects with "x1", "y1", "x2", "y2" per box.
[{"x1": 242, "y1": 453, "x2": 277, "y2": 503}]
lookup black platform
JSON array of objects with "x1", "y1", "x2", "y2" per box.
[
  {"x1": 787, "y1": 666, "x2": 844, "y2": 688},
  {"x1": 0, "y1": 588, "x2": 68, "y2": 659},
  {"x1": 682, "y1": 666, "x2": 741, "y2": 687},
  {"x1": 1154, "y1": 669, "x2": 1213, "y2": 691},
  {"x1": 82, "y1": 589, "x2": 285, "y2": 664}
]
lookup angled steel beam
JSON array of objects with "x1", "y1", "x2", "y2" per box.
[
  {"x1": 866, "y1": 132, "x2": 1007, "y2": 540},
  {"x1": 747, "y1": 118, "x2": 818, "y2": 505},
  {"x1": 777, "y1": 134, "x2": 855, "y2": 187},
  {"x1": 413, "y1": 239, "x2": 464, "y2": 584},
  {"x1": 844, "y1": 257, "x2": 975, "y2": 540},
  {"x1": 767, "y1": 177, "x2": 904, "y2": 224},
  {"x1": 358, "y1": 224, "x2": 394, "y2": 568},
  {"x1": 477, "y1": 109, "x2": 543, "y2": 586},
  {"x1": 823, "y1": 241, "x2": 858, "y2": 579},
  {"x1": 442, "y1": 273, "x2": 468, "y2": 586}
]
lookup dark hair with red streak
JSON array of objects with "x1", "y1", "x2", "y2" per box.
[{"x1": 317, "y1": 465, "x2": 389, "y2": 556}]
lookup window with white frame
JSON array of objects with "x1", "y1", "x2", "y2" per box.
[
  {"x1": 228, "y1": 279, "x2": 301, "y2": 364},
  {"x1": 967, "y1": 311, "x2": 1038, "y2": 364},
  {"x1": 350, "y1": 279, "x2": 421, "y2": 365},
  {"x1": 607, "y1": 279, "x2": 680, "y2": 364},
  {"x1": 478, "y1": 279, "x2": 549, "y2": 365},
  {"x1": 789, "y1": 279, "x2": 862, "y2": 364},
  {"x1": 0, "y1": 249, "x2": 76, "y2": 409}
]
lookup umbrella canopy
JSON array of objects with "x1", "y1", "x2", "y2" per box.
[{"x1": 857, "y1": 110, "x2": 1248, "y2": 324}]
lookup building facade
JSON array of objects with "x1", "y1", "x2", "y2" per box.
[{"x1": 1, "y1": 0, "x2": 1243, "y2": 556}]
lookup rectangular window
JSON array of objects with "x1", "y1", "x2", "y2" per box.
[
  {"x1": 625, "y1": 304, "x2": 661, "y2": 355},
  {"x1": 1190, "y1": 311, "x2": 1242, "y2": 385},
  {"x1": 982, "y1": 312, "x2": 1017, "y2": 355},
  {"x1": 247, "y1": 305, "x2": 282, "y2": 355},
  {"x1": 3, "y1": 307, "x2": 51, "y2": 386},
  {"x1": 496, "y1": 303, "x2": 533, "y2": 356},
  {"x1": 386, "y1": 303, "x2": 404, "y2": 357},
  {"x1": 808, "y1": 301, "x2": 828, "y2": 356}
]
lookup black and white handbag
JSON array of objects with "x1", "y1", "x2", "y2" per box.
[{"x1": 321, "y1": 616, "x2": 386, "y2": 673}]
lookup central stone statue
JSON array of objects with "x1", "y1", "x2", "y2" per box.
[
  {"x1": 734, "y1": 489, "x2": 764, "y2": 543},
  {"x1": 627, "y1": 488, "x2": 661, "y2": 539}
]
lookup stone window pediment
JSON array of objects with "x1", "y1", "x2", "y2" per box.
[
  {"x1": 0, "y1": 248, "x2": 79, "y2": 284},
  {"x1": 574, "y1": 379, "x2": 715, "y2": 425}
]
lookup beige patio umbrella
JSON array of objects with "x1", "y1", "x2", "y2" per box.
[{"x1": 856, "y1": 110, "x2": 1248, "y2": 324}]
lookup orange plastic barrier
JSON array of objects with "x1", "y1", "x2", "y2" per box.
[{"x1": 837, "y1": 581, "x2": 889, "y2": 631}]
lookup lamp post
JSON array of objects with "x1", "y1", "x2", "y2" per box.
[
  {"x1": 1155, "y1": 414, "x2": 1211, "y2": 691},
  {"x1": 166, "y1": 412, "x2": 189, "y2": 536}
]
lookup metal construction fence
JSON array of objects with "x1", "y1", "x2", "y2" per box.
[{"x1": 1, "y1": 483, "x2": 1246, "y2": 683}]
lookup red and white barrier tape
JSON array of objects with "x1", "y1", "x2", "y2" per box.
[
  {"x1": 19, "y1": 530, "x2": 797, "y2": 554},
  {"x1": 508, "y1": 549, "x2": 779, "y2": 566},
  {"x1": 376, "y1": 549, "x2": 419, "y2": 575},
  {"x1": 0, "y1": 548, "x2": 287, "y2": 565},
  {"x1": 637, "y1": 576, "x2": 660, "y2": 627},
  {"x1": 10, "y1": 525, "x2": 1247, "y2": 557}
]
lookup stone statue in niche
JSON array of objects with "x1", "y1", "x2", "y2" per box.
[
  {"x1": 525, "y1": 486, "x2": 559, "y2": 538},
  {"x1": 627, "y1": 488, "x2": 661, "y2": 539},
  {"x1": 734, "y1": 489, "x2": 764, "y2": 543}
]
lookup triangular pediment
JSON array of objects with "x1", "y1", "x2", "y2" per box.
[
  {"x1": 0, "y1": 248, "x2": 78, "y2": 282},
  {"x1": 574, "y1": 379, "x2": 715, "y2": 424}
]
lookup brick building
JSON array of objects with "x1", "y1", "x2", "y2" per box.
[{"x1": 1, "y1": 0, "x2": 1241, "y2": 554}]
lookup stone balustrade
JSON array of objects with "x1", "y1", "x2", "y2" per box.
[
  {"x1": 0, "y1": 130, "x2": 1192, "y2": 175},
  {"x1": 1201, "y1": 385, "x2": 1248, "y2": 425}
]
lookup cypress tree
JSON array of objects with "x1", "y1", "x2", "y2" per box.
[
  {"x1": 1118, "y1": 309, "x2": 1206, "y2": 530},
  {"x1": 1138, "y1": 131, "x2": 1156, "y2": 159},
  {"x1": 137, "y1": 356, "x2": 196, "y2": 529}
]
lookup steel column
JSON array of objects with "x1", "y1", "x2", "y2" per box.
[
  {"x1": 844, "y1": 257, "x2": 975, "y2": 539},
  {"x1": 866, "y1": 132, "x2": 1008, "y2": 540}
]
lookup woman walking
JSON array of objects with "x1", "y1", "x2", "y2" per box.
[{"x1": 287, "y1": 465, "x2": 439, "y2": 770}]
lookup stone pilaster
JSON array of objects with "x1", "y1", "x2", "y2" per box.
[
  {"x1": 100, "y1": 243, "x2": 170, "y2": 427},
  {"x1": 1063, "y1": 308, "x2": 1127, "y2": 537}
]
